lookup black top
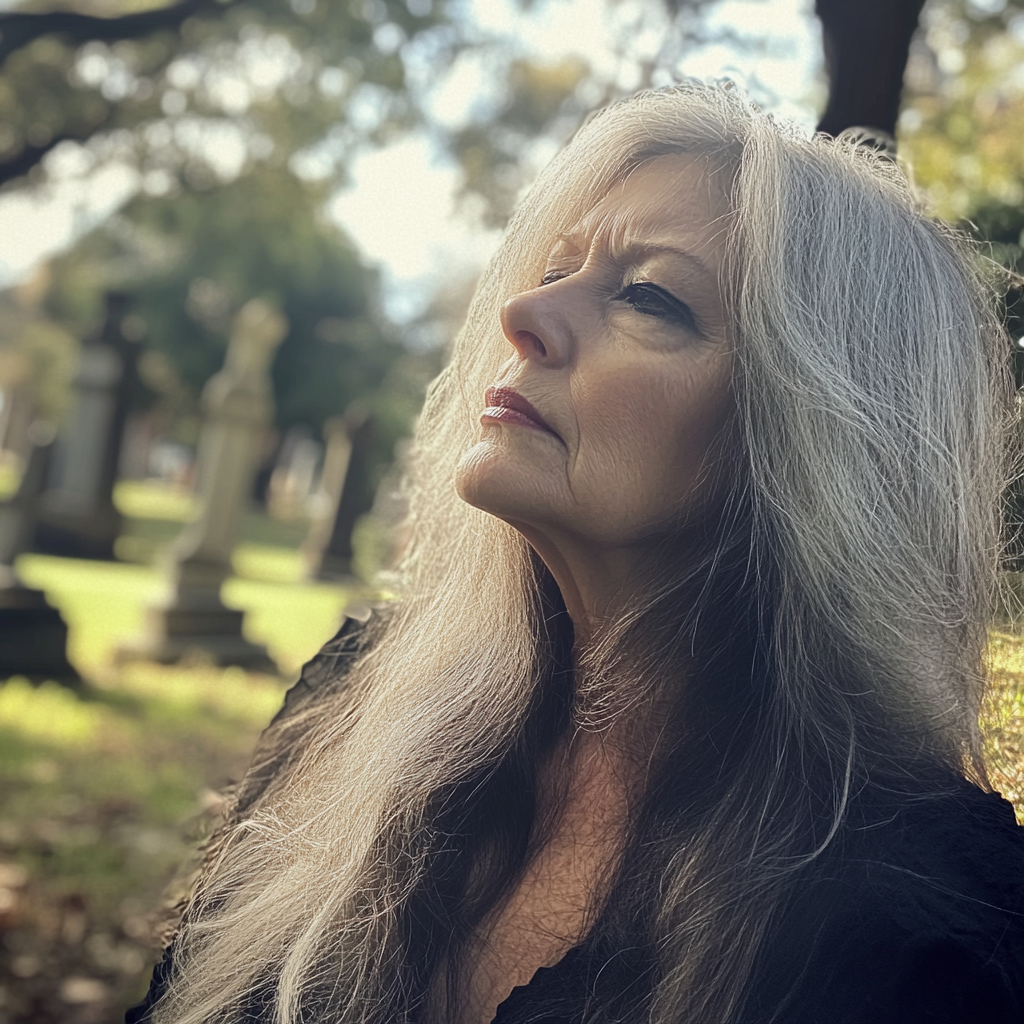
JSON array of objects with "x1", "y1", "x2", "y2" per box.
[
  {"x1": 127, "y1": 620, "x2": 1024, "y2": 1024},
  {"x1": 489, "y1": 778, "x2": 1024, "y2": 1024}
]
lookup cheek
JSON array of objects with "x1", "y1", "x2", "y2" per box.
[{"x1": 570, "y1": 358, "x2": 731, "y2": 525}]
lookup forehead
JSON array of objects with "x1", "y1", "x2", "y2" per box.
[{"x1": 565, "y1": 154, "x2": 732, "y2": 268}]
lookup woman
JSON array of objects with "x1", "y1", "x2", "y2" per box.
[{"x1": 129, "y1": 82, "x2": 1024, "y2": 1024}]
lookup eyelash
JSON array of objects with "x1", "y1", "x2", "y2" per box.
[
  {"x1": 538, "y1": 270, "x2": 701, "y2": 335},
  {"x1": 614, "y1": 282, "x2": 700, "y2": 333}
]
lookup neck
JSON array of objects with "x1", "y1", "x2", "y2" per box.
[{"x1": 513, "y1": 522, "x2": 657, "y2": 645}]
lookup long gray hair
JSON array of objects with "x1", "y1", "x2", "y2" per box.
[{"x1": 153, "y1": 82, "x2": 1012, "y2": 1024}]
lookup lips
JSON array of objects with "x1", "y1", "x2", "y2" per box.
[{"x1": 482, "y1": 385, "x2": 557, "y2": 436}]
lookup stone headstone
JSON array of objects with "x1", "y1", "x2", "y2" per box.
[
  {"x1": 0, "y1": 421, "x2": 80, "y2": 687},
  {"x1": 126, "y1": 299, "x2": 287, "y2": 671},
  {"x1": 303, "y1": 407, "x2": 374, "y2": 582},
  {"x1": 34, "y1": 292, "x2": 140, "y2": 561}
]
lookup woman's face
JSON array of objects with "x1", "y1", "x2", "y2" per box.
[{"x1": 456, "y1": 154, "x2": 734, "y2": 554}]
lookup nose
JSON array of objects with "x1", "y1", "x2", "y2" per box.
[{"x1": 499, "y1": 286, "x2": 573, "y2": 367}]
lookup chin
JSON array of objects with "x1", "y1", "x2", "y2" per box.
[{"x1": 455, "y1": 438, "x2": 558, "y2": 526}]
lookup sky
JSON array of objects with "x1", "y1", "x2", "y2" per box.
[{"x1": 0, "y1": 0, "x2": 822, "y2": 321}]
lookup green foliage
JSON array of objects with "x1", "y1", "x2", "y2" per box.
[
  {"x1": 897, "y1": 1, "x2": 1024, "y2": 558},
  {"x1": 0, "y1": 292, "x2": 79, "y2": 424},
  {"x1": 45, "y1": 162, "x2": 406, "y2": 438},
  {"x1": 899, "y1": 0, "x2": 1024, "y2": 219},
  {"x1": 0, "y1": 0, "x2": 450, "y2": 186},
  {"x1": 449, "y1": 55, "x2": 593, "y2": 227}
]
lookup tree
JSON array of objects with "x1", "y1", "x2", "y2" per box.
[
  {"x1": 0, "y1": 0, "x2": 451, "y2": 189},
  {"x1": 0, "y1": 0, "x2": 468, "y2": 478}
]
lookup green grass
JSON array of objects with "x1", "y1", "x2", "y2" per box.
[
  {"x1": 0, "y1": 665, "x2": 288, "y2": 1022},
  {"x1": 0, "y1": 481, "x2": 362, "y2": 1022},
  {"x1": 983, "y1": 632, "x2": 1024, "y2": 819}
]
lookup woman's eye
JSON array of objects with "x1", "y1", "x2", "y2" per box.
[{"x1": 615, "y1": 282, "x2": 700, "y2": 333}]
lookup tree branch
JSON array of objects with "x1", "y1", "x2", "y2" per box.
[
  {"x1": 0, "y1": 131, "x2": 85, "y2": 188},
  {"x1": 0, "y1": 0, "x2": 238, "y2": 68}
]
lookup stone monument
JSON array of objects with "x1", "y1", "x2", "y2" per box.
[
  {"x1": 34, "y1": 292, "x2": 140, "y2": 560},
  {"x1": 132, "y1": 299, "x2": 287, "y2": 670},
  {"x1": 0, "y1": 422, "x2": 80, "y2": 686},
  {"x1": 302, "y1": 407, "x2": 374, "y2": 581}
]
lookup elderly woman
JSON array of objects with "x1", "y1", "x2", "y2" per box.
[{"x1": 129, "y1": 82, "x2": 1024, "y2": 1024}]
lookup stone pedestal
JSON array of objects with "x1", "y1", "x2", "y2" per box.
[
  {"x1": 125, "y1": 300, "x2": 287, "y2": 671},
  {"x1": 138, "y1": 559, "x2": 276, "y2": 670},
  {"x1": 0, "y1": 426, "x2": 80, "y2": 687},
  {"x1": 0, "y1": 386, "x2": 35, "y2": 466},
  {"x1": 34, "y1": 293, "x2": 139, "y2": 561},
  {"x1": 0, "y1": 580, "x2": 81, "y2": 686}
]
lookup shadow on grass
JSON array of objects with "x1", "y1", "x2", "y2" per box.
[{"x1": 0, "y1": 668, "x2": 288, "y2": 1023}]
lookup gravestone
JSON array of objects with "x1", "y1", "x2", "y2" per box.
[
  {"x1": 129, "y1": 300, "x2": 287, "y2": 670},
  {"x1": 0, "y1": 422, "x2": 80, "y2": 686},
  {"x1": 268, "y1": 426, "x2": 322, "y2": 518},
  {"x1": 34, "y1": 292, "x2": 140, "y2": 561},
  {"x1": 0, "y1": 385, "x2": 35, "y2": 466},
  {"x1": 303, "y1": 408, "x2": 374, "y2": 582}
]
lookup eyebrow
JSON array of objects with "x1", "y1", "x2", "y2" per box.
[
  {"x1": 552, "y1": 230, "x2": 715, "y2": 285},
  {"x1": 627, "y1": 243, "x2": 714, "y2": 282}
]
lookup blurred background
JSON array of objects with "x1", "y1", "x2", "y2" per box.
[{"x1": 0, "y1": 0, "x2": 1021, "y2": 1020}]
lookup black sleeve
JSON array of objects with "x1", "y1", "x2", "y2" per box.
[
  {"x1": 765, "y1": 912, "x2": 1023, "y2": 1024},
  {"x1": 124, "y1": 943, "x2": 175, "y2": 1024},
  {"x1": 123, "y1": 611, "x2": 383, "y2": 1023},
  {"x1": 747, "y1": 785, "x2": 1024, "y2": 1024}
]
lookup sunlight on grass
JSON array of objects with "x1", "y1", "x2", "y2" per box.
[
  {"x1": 14, "y1": 552, "x2": 351, "y2": 677},
  {"x1": 0, "y1": 679, "x2": 106, "y2": 746},
  {"x1": 231, "y1": 543, "x2": 306, "y2": 584},
  {"x1": 113, "y1": 479, "x2": 198, "y2": 524},
  {"x1": 15, "y1": 555, "x2": 163, "y2": 672},
  {"x1": 0, "y1": 660, "x2": 290, "y2": 1018},
  {"x1": 983, "y1": 631, "x2": 1024, "y2": 821}
]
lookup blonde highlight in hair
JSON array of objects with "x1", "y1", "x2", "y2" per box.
[{"x1": 152, "y1": 83, "x2": 1013, "y2": 1024}]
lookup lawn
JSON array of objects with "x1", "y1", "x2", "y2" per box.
[
  {"x1": 0, "y1": 482, "x2": 357, "y2": 1024},
  {"x1": 0, "y1": 485, "x2": 1021, "y2": 1023}
]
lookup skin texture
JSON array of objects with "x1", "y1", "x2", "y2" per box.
[
  {"x1": 456, "y1": 154, "x2": 735, "y2": 638},
  {"x1": 452, "y1": 156, "x2": 736, "y2": 1023}
]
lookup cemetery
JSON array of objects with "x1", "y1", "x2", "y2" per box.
[
  {"x1": 0, "y1": 292, "x2": 394, "y2": 1023},
  {"x1": 0, "y1": 0, "x2": 1023, "y2": 1019}
]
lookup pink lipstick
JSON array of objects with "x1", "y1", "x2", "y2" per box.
[{"x1": 482, "y1": 386, "x2": 556, "y2": 435}]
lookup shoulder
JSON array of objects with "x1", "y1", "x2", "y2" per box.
[
  {"x1": 273, "y1": 603, "x2": 392, "y2": 723},
  {"x1": 749, "y1": 779, "x2": 1024, "y2": 1024}
]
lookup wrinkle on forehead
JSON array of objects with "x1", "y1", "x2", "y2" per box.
[{"x1": 555, "y1": 154, "x2": 733, "y2": 279}]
